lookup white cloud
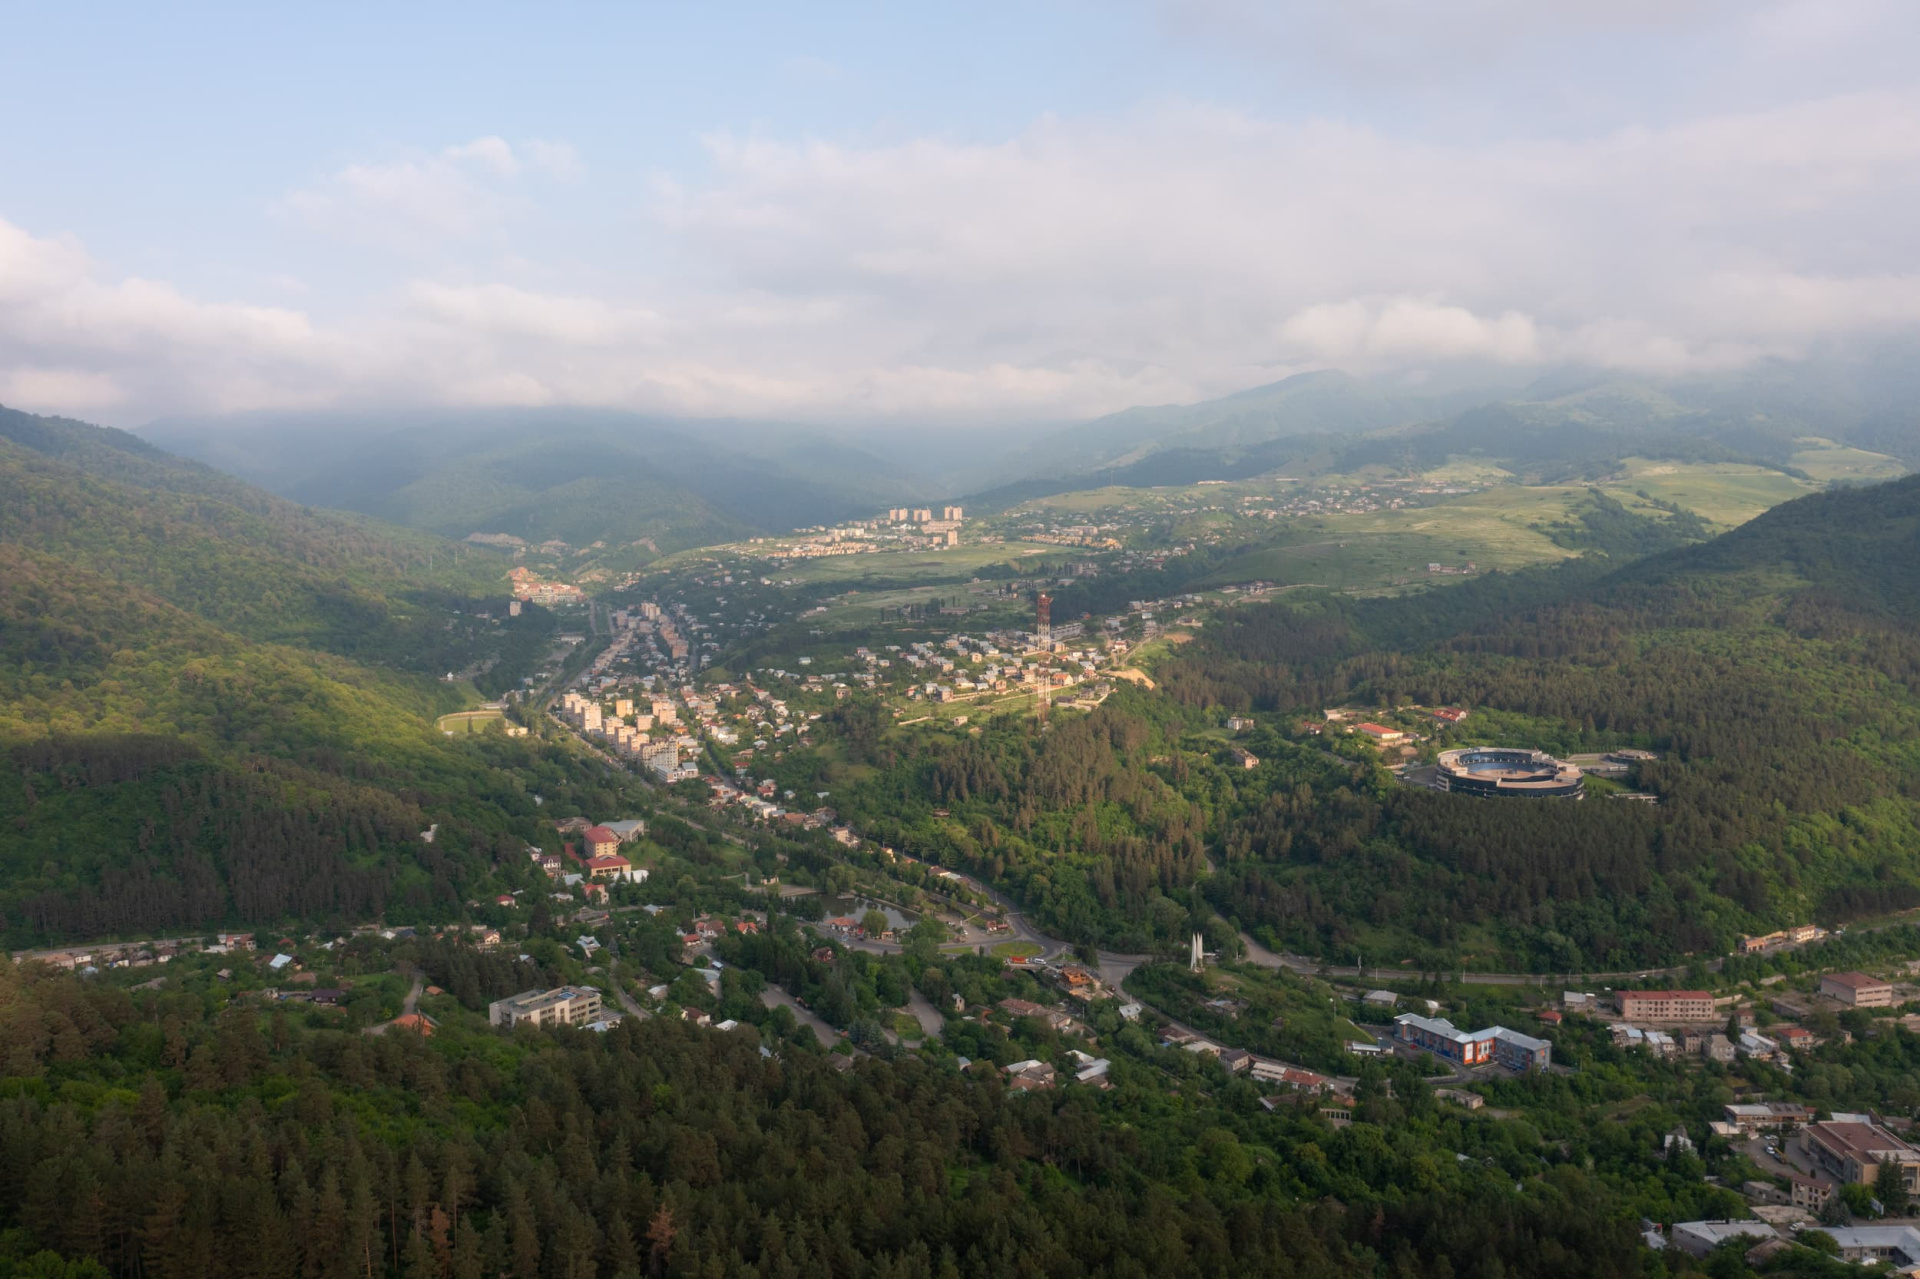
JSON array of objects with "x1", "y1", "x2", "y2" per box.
[
  {"x1": 4, "y1": 77, "x2": 1920, "y2": 425},
  {"x1": 278, "y1": 136, "x2": 580, "y2": 246},
  {"x1": 0, "y1": 367, "x2": 127, "y2": 412}
]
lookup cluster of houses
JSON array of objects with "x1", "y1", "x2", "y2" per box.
[
  {"x1": 1160, "y1": 1025, "x2": 1361, "y2": 1113},
  {"x1": 704, "y1": 775, "x2": 845, "y2": 834},
  {"x1": 1599, "y1": 978, "x2": 1901, "y2": 1067},
  {"x1": 529, "y1": 819, "x2": 649, "y2": 904},
  {"x1": 1654, "y1": 1109, "x2": 1920, "y2": 1263}
]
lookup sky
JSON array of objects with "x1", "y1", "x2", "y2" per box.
[{"x1": 1, "y1": 0, "x2": 1917, "y2": 427}]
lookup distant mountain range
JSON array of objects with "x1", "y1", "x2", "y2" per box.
[
  {"x1": 133, "y1": 350, "x2": 1919, "y2": 550},
  {"x1": 141, "y1": 409, "x2": 949, "y2": 558},
  {"x1": 970, "y1": 352, "x2": 1920, "y2": 508}
]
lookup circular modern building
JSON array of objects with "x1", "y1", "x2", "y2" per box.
[{"x1": 1435, "y1": 747, "x2": 1584, "y2": 799}]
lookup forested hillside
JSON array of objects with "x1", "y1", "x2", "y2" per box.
[
  {"x1": 0, "y1": 947, "x2": 1643, "y2": 1279},
  {"x1": 0, "y1": 408, "x2": 540, "y2": 673},
  {"x1": 1162, "y1": 475, "x2": 1920, "y2": 969},
  {"x1": 0, "y1": 406, "x2": 626, "y2": 945}
]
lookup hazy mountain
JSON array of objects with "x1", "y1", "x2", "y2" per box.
[
  {"x1": 968, "y1": 354, "x2": 1920, "y2": 508},
  {"x1": 989, "y1": 369, "x2": 1489, "y2": 482},
  {"x1": 142, "y1": 408, "x2": 953, "y2": 554}
]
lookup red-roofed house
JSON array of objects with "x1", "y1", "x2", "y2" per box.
[
  {"x1": 584, "y1": 852, "x2": 637, "y2": 881},
  {"x1": 1432, "y1": 708, "x2": 1469, "y2": 724},
  {"x1": 1354, "y1": 723, "x2": 1406, "y2": 744},
  {"x1": 584, "y1": 826, "x2": 622, "y2": 856}
]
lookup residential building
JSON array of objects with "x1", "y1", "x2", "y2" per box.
[
  {"x1": 1354, "y1": 722, "x2": 1405, "y2": 744},
  {"x1": 1722, "y1": 1102, "x2": 1812, "y2": 1133},
  {"x1": 1807, "y1": 1226, "x2": 1920, "y2": 1268},
  {"x1": 1228, "y1": 746, "x2": 1259, "y2": 769},
  {"x1": 1803, "y1": 1118, "x2": 1920, "y2": 1191},
  {"x1": 1670, "y1": 1222, "x2": 1778, "y2": 1259},
  {"x1": 488, "y1": 986, "x2": 605, "y2": 1030},
  {"x1": 1821, "y1": 971, "x2": 1895, "y2": 1007},
  {"x1": 1788, "y1": 1173, "x2": 1834, "y2": 1211},
  {"x1": 1616, "y1": 990, "x2": 1718, "y2": 1022},
  {"x1": 1004, "y1": 1059, "x2": 1055, "y2": 1092}
]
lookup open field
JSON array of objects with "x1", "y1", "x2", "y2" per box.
[
  {"x1": 777, "y1": 542, "x2": 1056, "y2": 585},
  {"x1": 1788, "y1": 438, "x2": 1907, "y2": 484},
  {"x1": 1596, "y1": 458, "x2": 1815, "y2": 527},
  {"x1": 991, "y1": 940, "x2": 1042, "y2": 960},
  {"x1": 804, "y1": 582, "x2": 1034, "y2": 630},
  {"x1": 1201, "y1": 485, "x2": 1590, "y2": 590},
  {"x1": 435, "y1": 709, "x2": 504, "y2": 734}
]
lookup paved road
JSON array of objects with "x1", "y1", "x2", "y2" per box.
[
  {"x1": 904, "y1": 990, "x2": 945, "y2": 1039},
  {"x1": 607, "y1": 964, "x2": 651, "y2": 1020},
  {"x1": 1236, "y1": 930, "x2": 1729, "y2": 989},
  {"x1": 761, "y1": 986, "x2": 839, "y2": 1048},
  {"x1": 364, "y1": 971, "x2": 426, "y2": 1036}
]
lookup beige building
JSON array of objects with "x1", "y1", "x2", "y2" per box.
[
  {"x1": 1821, "y1": 972, "x2": 1894, "y2": 1007},
  {"x1": 1617, "y1": 990, "x2": 1718, "y2": 1021},
  {"x1": 1803, "y1": 1118, "x2": 1920, "y2": 1192},
  {"x1": 489, "y1": 986, "x2": 604, "y2": 1029}
]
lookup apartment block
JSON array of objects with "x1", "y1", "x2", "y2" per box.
[{"x1": 488, "y1": 986, "x2": 604, "y2": 1030}]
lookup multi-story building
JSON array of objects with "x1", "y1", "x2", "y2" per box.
[
  {"x1": 1393, "y1": 1013, "x2": 1552, "y2": 1070},
  {"x1": 1616, "y1": 990, "x2": 1718, "y2": 1021},
  {"x1": 1803, "y1": 1118, "x2": 1920, "y2": 1192},
  {"x1": 1821, "y1": 972, "x2": 1895, "y2": 1007},
  {"x1": 641, "y1": 742, "x2": 679, "y2": 781},
  {"x1": 489, "y1": 986, "x2": 604, "y2": 1030},
  {"x1": 1723, "y1": 1103, "x2": 1812, "y2": 1133}
]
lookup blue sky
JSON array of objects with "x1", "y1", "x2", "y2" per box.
[{"x1": 2, "y1": 1, "x2": 1917, "y2": 424}]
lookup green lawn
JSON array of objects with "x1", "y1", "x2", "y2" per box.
[
  {"x1": 1788, "y1": 438, "x2": 1907, "y2": 485},
  {"x1": 435, "y1": 709, "x2": 504, "y2": 735},
  {"x1": 1597, "y1": 459, "x2": 1816, "y2": 528},
  {"x1": 991, "y1": 940, "x2": 1042, "y2": 960}
]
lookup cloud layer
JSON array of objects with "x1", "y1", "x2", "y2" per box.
[{"x1": 3, "y1": 81, "x2": 1919, "y2": 424}]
